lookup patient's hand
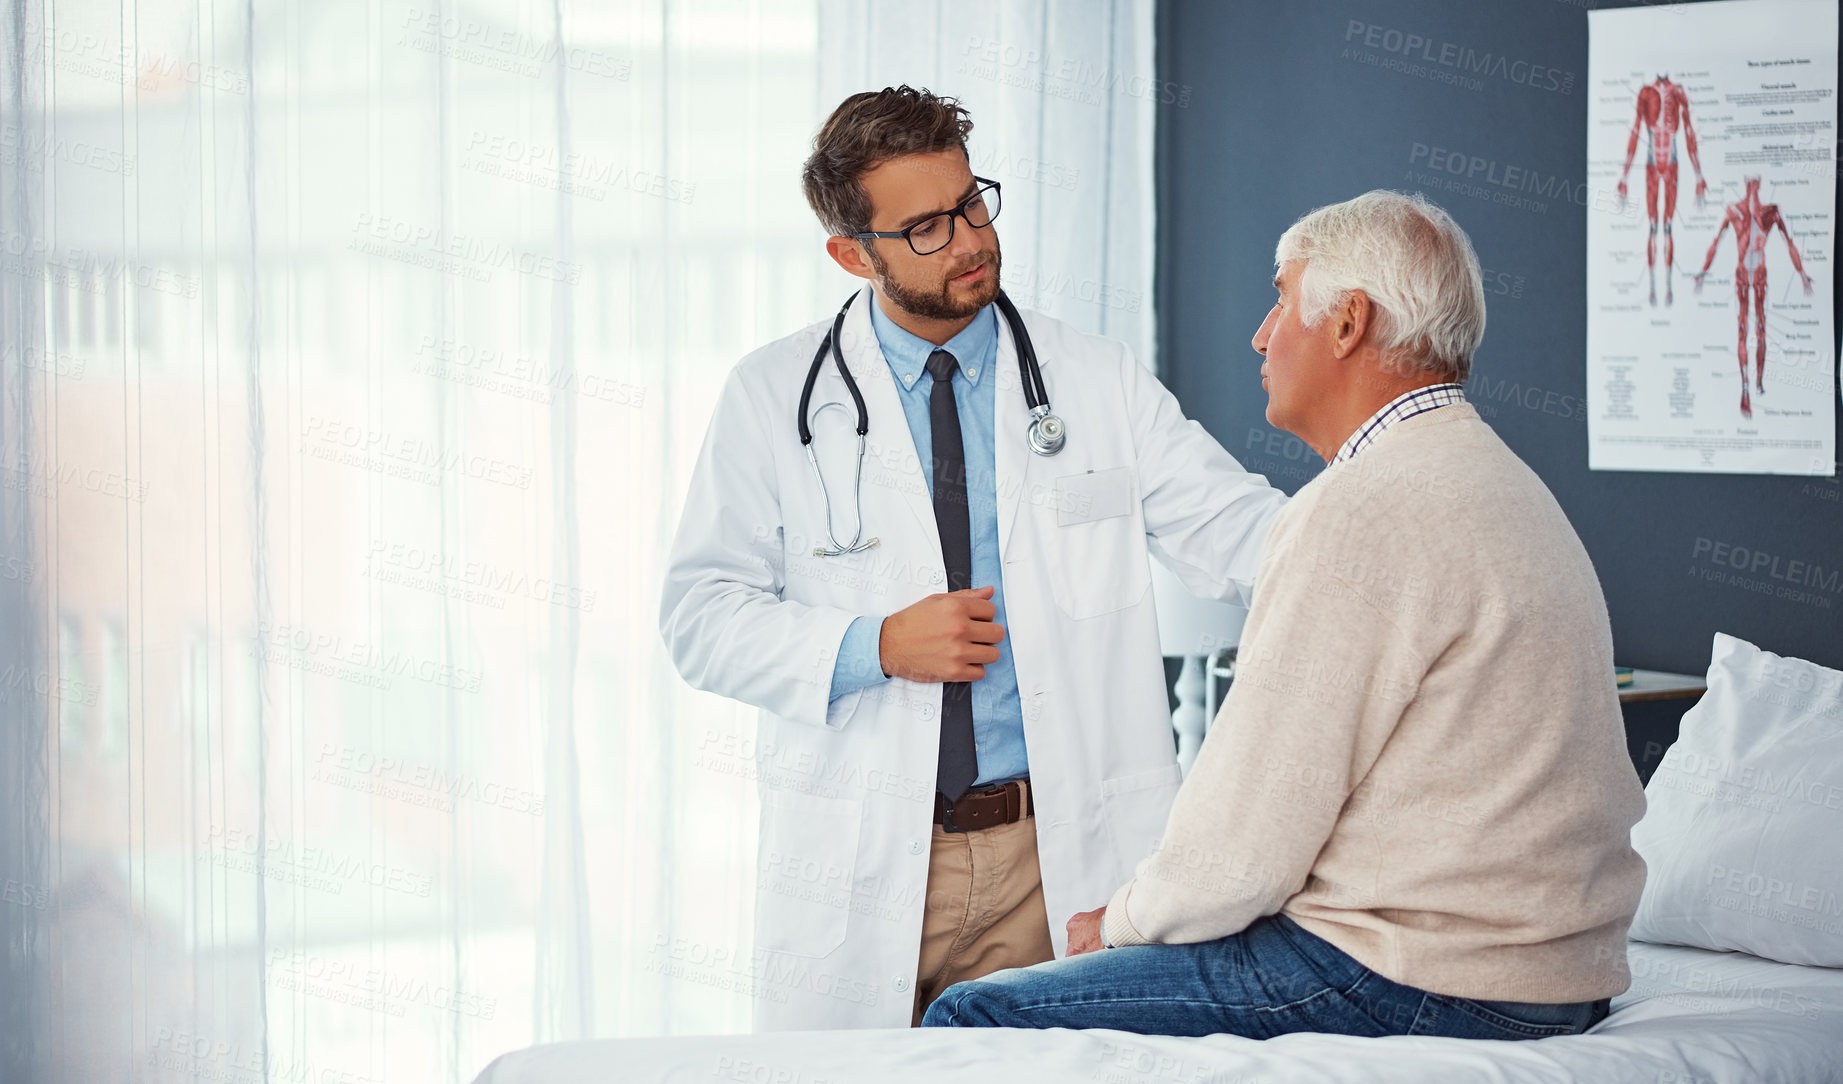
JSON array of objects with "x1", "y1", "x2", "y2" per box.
[{"x1": 1066, "y1": 906, "x2": 1107, "y2": 956}]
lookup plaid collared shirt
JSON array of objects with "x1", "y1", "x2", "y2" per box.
[{"x1": 1331, "y1": 383, "x2": 1468, "y2": 466}]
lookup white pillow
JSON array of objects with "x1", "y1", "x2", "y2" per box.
[{"x1": 1629, "y1": 632, "x2": 1843, "y2": 966}]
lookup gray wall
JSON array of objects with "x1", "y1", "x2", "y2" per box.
[{"x1": 1156, "y1": 0, "x2": 1842, "y2": 676}]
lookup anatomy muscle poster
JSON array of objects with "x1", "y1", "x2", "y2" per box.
[{"x1": 1587, "y1": 0, "x2": 1836, "y2": 474}]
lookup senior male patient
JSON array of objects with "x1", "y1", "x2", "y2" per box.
[{"x1": 922, "y1": 190, "x2": 1648, "y2": 1041}]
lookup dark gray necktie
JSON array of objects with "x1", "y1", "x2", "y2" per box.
[{"x1": 926, "y1": 349, "x2": 978, "y2": 802}]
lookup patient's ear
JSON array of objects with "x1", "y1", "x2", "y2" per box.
[{"x1": 1330, "y1": 290, "x2": 1372, "y2": 360}]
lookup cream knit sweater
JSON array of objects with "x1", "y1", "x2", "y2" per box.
[{"x1": 1103, "y1": 403, "x2": 1647, "y2": 1003}]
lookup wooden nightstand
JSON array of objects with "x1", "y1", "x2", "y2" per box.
[{"x1": 1618, "y1": 668, "x2": 1707, "y2": 704}]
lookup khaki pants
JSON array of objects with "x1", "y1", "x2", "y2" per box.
[{"x1": 910, "y1": 809, "x2": 1055, "y2": 1026}]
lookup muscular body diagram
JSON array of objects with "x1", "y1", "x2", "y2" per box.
[
  {"x1": 1617, "y1": 75, "x2": 1707, "y2": 306},
  {"x1": 1694, "y1": 177, "x2": 1815, "y2": 419}
]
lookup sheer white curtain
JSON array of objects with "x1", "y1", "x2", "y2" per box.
[{"x1": 0, "y1": 0, "x2": 1155, "y2": 1079}]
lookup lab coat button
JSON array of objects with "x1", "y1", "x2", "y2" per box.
[
  {"x1": 895, "y1": 977, "x2": 911, "y2": 992},
  {"x1": 909, "y1": 840, "x2": 923, "y2": 854}
]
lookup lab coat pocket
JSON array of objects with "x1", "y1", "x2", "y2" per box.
[
  {"x1": 1099, "y1": 764, "x2": 1182, "y2": 877},
  {"x1": 823, "y1": 688, "x2": 863, "y2": 731},
  {"x1": 1049, "y1": 467, "x2": 1148, "y2": 619},
  {"x1": 755, "y1": 789, "x2": 865, "y2": 958}
]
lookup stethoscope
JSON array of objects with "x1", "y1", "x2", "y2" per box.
[{"x1": 796, "y1": 288, "x2": 1065, "y2": 557}]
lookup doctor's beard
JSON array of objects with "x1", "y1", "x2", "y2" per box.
[{"x1": 867, "y1": 240, "x2": 1002, "y2": 321}]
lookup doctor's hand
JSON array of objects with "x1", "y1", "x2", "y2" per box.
[
  {"x1": 1066, "y1": 907, "x2": 1107, "y2": 956},
  {"x1": 879, "y1": 586, "x2": 1006, "y2": 684}
]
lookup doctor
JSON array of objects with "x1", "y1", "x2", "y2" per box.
[{"x1": 660, "y1": 85, "x2": 1285, "y2": 1030}]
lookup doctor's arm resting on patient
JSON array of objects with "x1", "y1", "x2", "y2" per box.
[{"x1": 1121, "y1": 342, "x2": 1287, "y2": 610}]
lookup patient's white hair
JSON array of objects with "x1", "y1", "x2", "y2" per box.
[{"x1": 1274, "y1": 190, "x2": 1486, "y2": 383}]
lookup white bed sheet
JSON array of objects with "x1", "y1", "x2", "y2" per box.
[{"x1": 474, "y1": 942, "x2": 1843, "y2": 1084}]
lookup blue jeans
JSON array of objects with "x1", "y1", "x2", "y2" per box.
[{"x1": 921, "y1": 914, "x2": 1610, "y2": 1040}]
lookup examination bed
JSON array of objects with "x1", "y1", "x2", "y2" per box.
[{"x1": 473, "y1": 940, "x2": 1843, "y2": 1083}]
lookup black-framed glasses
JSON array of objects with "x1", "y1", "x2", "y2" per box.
[{"x1": 853, "y1": 177, "x2": 1002, "y2": 256}]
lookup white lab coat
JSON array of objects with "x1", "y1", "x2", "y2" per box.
[{"x1": 659, "y1": 292, "x2": 1285, "y2": 1030}]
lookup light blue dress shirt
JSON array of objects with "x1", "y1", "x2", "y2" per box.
[{"x1": 826, "y1": 297, "x2": 1027, "y2": 786}]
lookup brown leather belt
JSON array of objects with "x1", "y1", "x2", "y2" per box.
[{"x1": 935, "y1": 779, "x2": 1033, "y2": 834}]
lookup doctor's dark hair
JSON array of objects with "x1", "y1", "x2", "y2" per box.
[{"x1": 803, "y1": 86, "x2": 974, "y2": 237}]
